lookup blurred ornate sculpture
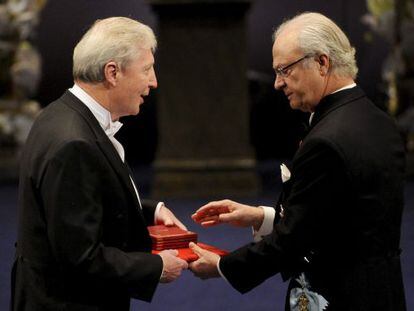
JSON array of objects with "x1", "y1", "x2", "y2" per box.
[
  {"x1": 363, "y1": 0, "x2": 414, "y2": 168},
  {"x1": 0, "y1": 0, "x2": 45, "y2": 179}
]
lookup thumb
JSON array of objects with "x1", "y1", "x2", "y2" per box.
[{"x1": 189, "y1": 242, "x2": 205, "y2": 257}]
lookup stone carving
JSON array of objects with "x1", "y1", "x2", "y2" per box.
[
  {"x1": 0, "y1": 0, "x2": 46, "y2": 180},
  {"x1": 362, "y1": 0, "x2": 414, "y2": 173}
]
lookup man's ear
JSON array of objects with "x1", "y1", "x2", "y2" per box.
[
  {"x1": 104, "y1": 61, "x2": 118, "y2": 86},
  {"x1": 318, "y1": 54, "x2": 330, "y2": 76}
]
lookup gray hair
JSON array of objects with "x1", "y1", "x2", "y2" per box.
[
  {"x1": 273, "y1": 12, "x2": 358, "y2": 79},
  {"x1": 73, "y1": 17, "x2": 157, "y2": 83}
]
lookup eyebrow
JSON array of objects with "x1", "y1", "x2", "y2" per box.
[
  {"x1": 273, "y1": 61, "x2": 286, "y2": 70},
  {"x1": 143, "y1": 63, "x2": 154, "y2": 70},
  {"x1": 274, "y1": 61, "x2": 288, "y2": 70}
]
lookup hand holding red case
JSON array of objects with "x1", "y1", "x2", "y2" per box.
[{"x1": 148, "y1": 225, "x2": 229, "y2": 262}]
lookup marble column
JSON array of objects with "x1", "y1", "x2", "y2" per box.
[{"x1": 149, "y1": 0, "x2": 259, "y2": 197}]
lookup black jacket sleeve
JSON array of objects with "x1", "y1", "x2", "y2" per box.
[
  {"x1": 220, "y1": 139, "x2": 348, "y2": 293},
  {"x1": 41, "y1": 139, "x2": 162, "y2": 301}
]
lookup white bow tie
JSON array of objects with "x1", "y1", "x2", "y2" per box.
[{"x1": 105, "y1": 121, "x2": 123, "y2": 137}]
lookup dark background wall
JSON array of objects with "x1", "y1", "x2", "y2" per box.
[{"x1": 34, "y1": 0, "x2": 389, "y2": 163}]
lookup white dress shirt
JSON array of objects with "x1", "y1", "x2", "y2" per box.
[{"x1": 68, "y1": 84, "x2": 163, "y2": 218}]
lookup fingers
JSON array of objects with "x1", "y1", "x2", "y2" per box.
[
  {"x1": 194, "y1": 215, "x2": 221, "y2": 227},
  {"x1": 200, "y1": 219, "x2": 220, "y2": 227},
  {"x1": 192, "y1": 200, "x2": 233, "y2": 224},
  {"x1": 188, "y1": 243, "x2": 220, "y2": 280},
  {"x1": 159, "y1": 249, "x2": 188, "y2": 283},
  {"x1": 157, "y1": 206, "x2": 188, "y2": 230},
  {"x1": 189, "y1": 242, "x2": 205, "y2": 257},
  {"x1": 218, "y1": 212, "x2": 237, "y2": 223},
  {"x1": 163, "y1": 218, "x2": 174, "y2": 226},
  {"x1": 196, "y1": 211, "x2": 237, "y2": 226},
  {"x1": 193, "y1": 200, "x2": 231, "y2": 216},
  {"x1": 178, "y1": 257, "x2": 189, "y2": 270},
  {"x1": 172, "y1": 216, "x2": 188, "y2": 231},
  {"x1": 159, "y1": 249, "x2": 179, "y2": 256},
  {"x1": 165, "y1": 214, "x2": 187, "y2": 231}
]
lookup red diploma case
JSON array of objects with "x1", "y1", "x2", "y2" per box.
[
  {"x1": 148, "y1": 225, "x2": 198, "y2": 250},
  {"x1": 148, "y1": 225, "x2": 229, "y2": 262}
]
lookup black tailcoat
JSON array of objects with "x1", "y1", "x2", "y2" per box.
[
  {"x1": 11, "y1": 91, "x2": 162, "y2": 311},
  {"x1": 220, "y1": 87, "x2": 406, "y2": 310}
]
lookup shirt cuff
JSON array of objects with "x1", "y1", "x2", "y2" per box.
[
  {"x1": 154, "y1": 202, "x2": 164, "y2": 224},
  {"x1": 216, "y1": 258, "x2": 230, "y2": 284},
  {"x1": 253, "y1": 206, "x2": 275, "y2": 242}
]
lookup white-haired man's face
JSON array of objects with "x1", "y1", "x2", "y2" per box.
[
  {"x1": 272, "y1": 30, "x2": 327, "y2": 113},
  {"x1": 109, "y1": 49, "x2": 157, "y2": 120}
]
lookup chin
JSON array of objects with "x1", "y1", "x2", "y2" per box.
[
  {"x1": 290, "y1": 100, "x2": 308, "y2": 112},
  {"x1": 289, "y1": 101, "x2": 300, "y2": 111}
]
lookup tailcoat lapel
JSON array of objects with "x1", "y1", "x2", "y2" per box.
[
  {"x1": 60, "y1": 91, "x2": 143, "y2": 215},
  {"x1": 309, "y1": 86, "x2": 366, "y2": 130}
]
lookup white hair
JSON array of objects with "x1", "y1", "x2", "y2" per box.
[
  {"x1": 273, "y1": 12, "x2": 358, "y2": 79},
  {"x1": 73, "y1": 17, "x2": 157, "y2": 83}
]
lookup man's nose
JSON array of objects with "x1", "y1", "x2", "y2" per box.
[
  {"x1": 149, "y1": 68, "x2": 158, "y2": 89},
  {"x1": 274, "y1": 74, "x2": 285, "y2": 90}
]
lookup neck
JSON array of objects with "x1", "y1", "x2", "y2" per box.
[
  {"x1": 324, "y1": 75, "x2": 355, "y2": 96},
  {"x1": 308, "y1": 75, "x2": 354, "y2": 113},
  {"x1": 75, "y1": 80, "x2": 117, "y2": 121}
]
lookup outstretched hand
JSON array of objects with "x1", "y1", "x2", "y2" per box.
[{"x1": 191, "y1": 199, "x2": 264, "y2": 230}]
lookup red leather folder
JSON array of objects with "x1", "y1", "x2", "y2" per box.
[{"x1": 152, "y1": 242, "x2": 229, "y2": 262}]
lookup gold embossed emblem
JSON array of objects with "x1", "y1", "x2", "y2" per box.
[{"x1": 298, "y1": 292, "x2": 309, "y2": 311}]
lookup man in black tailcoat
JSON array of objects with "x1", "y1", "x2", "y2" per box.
[
  {"x1": 11, "y1": 17, "x2": 188, "y2": 311},
  {"x1": 189, "y1": 12, "x2": 406, "y2": 311}
]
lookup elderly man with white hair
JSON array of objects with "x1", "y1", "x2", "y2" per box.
[
  {"x1": 12, "y1": 17, "x2": 188, "y2": 311},
  {"x1": 190, "y1": 12, "x2": 406, "y2": 311}
]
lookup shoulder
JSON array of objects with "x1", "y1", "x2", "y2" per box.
[
  {"x1": 308, "y1": 98, "x2": 393, "y2": 148},
  {"x1": 29, "y1": 98, "x2": 98, "y2": 148},
  {"x1": 22, "y1": 98, "x2": 102, "y2": 172}
]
